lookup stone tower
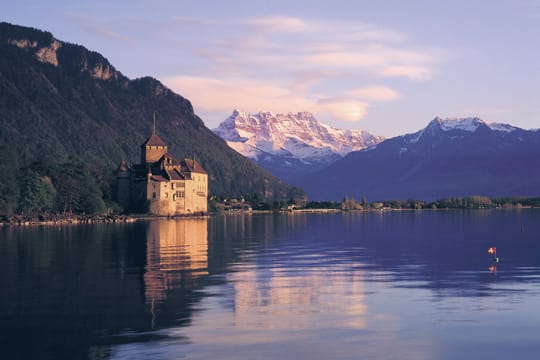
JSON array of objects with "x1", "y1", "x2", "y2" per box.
[{"x1": 140, "y1": 118, "x2": 168, "y2": 164}]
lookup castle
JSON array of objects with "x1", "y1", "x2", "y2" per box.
[{"x1": 116, "y1": 126, "x2": 208, "y2": 215}]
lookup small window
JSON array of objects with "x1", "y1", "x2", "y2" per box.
[
  {"x1": 152, "y1": 192, "x2": 156, "y2": 199},
  {"x1": 165, "y1": 193, "x2": 168, "y2": 198},
  {"x1": 171, "y1": 183, "x2": 174, "y2": 190}
]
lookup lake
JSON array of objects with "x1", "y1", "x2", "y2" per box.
[{"x1": 2, "y1": 210, "x2": 540, "y2": 359}]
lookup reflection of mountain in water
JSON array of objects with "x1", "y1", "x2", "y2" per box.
[
  {"x1": 215, "y1": 211, "x2": 540, "y2": 310},
  {"x1": 231, "y1": 267, "x2": 367, "y2": 331}
]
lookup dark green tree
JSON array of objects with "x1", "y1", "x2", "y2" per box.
[
  {"x1": 51, "y1": 159, "x2": 106, "y2": 214},
  {"x1": 0, "y1": 146, "x2": 19, "y2": 214},
  {"x1": 17, "y1": 168, "x2": 56, "y2": 214}
]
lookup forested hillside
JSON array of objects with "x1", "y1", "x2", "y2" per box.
[{"x1": 0, "y1": 22, "x2": 302, "y2": 214}]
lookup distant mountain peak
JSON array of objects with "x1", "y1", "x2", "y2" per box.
[
  {"x1": 403, "y1": 116, "x2": 519, "y2": 145},
  {"x1": 429, "y1": 116, "x2": 486, "y2": 132},
  {"x1": 214, "y1": 109, "x2": 384, "y2": 159},
  {"x1": 301, "y1": 116, "x2": 540, "y2": 202},
  {"x1": 231, "y1": 108, "x2": 245, "y2": 117},
  {"x1": 213, "y1": 110, "x2": 384, "y2": 182},
  {"x1": 428, "y1": 116, "x2": 517, "y2": 133}
]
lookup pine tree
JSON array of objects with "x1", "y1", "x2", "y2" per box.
[{"x1": 0, "y1": 146, "x2": 19, "y2": 214}]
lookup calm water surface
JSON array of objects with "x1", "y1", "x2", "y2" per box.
[{"x1": 2, "y1": 210, "x2": 540, "y2": 359}]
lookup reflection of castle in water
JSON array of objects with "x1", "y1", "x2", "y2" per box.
[{"x1": 144, "y1": 219, "x2": 208, "y2": 304}]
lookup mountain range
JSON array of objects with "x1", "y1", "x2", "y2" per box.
[
  {"x1": 213, "y1": 110, "x2": 383, "y2": 182},
  {"x1": 301, "y1": 117, "x2": 540, "y2": 201},
  {"x1": 0, "y1": 22, "x2": 301, "y2": 208},
  {"x1": 3, "y1": 22, "x2": 538, "y2": 208}
]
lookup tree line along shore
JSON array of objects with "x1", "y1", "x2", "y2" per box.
[{"x1": 4, "y1": 195, "x2": 540, "y2": 227}]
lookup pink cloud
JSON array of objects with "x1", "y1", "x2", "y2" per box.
[
  {"x1": 164, "y1": 76, "x2": 370, "y2": 123},
  {"x1": 347, "y1": 86, "x2": 400, "y2": 101}
]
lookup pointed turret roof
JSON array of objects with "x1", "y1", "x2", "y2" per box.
[
  {"x1": 159, "y1": 152, "x2": 182, "y2": 166},
  {"x1": 142, "y1": 134, "x2": 167, "y2": 147},
  {"x1": 142, "y1": 112, "x2": 168, "y2": 147}
]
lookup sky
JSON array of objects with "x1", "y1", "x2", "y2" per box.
[{"x1": 3, "y1": 0, "x2": 540, "y2": 137}]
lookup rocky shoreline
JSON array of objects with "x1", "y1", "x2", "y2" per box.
[{"x1": 0, "y1": 212, "x2": 208, "y2": 226}]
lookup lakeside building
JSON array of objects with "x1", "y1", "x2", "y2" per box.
[{"x1": 116, "y1": 127, "x2": 208, "y2": 215}]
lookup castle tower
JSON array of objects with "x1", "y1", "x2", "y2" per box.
[{"x1": 141, "y1": 116, "x2": 168, "y2": 164}]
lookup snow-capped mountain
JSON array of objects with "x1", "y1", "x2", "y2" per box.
[
  {"x1": 402, "y1": 116, "x2": 517, "y2": 144},
  {"x1": 302, "y1": 116, "x2": 540, "y2": 201},
  {"x1": 213, "y1": 110, "x2": 384, "y2": 182}
]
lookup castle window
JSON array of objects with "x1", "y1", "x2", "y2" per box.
[
  {"x1": 171, "y1": 183, "x2": 174, "y2": 190},
  {"x1": 152, "y1": 192, "x2": 156, "y2": 199},
  {"x1": 165, "y1": 193, "x2": 168, "y2": 198}
]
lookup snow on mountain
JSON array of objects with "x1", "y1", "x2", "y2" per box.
[
  {"x1": 301, "y1": 116, "x2": 540, "y2": 202},
  {"x1": 434, "y1": 116, "x2": 518, "y2": 133},
  {"x1": 488, "y1": 122, "x2": 518, "y2": 133},
  {"x1": 399, "y1": 116, "x2": 518, "y2": 146},
  {"x1": 213, "y1": 109, "x2": 384, "y2": 163},
  {"x1": 439, "y1": 117, "x2": 484, "y2": 132}
]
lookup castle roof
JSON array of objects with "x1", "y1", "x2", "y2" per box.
[
  {"x1": 150, "y1": 175, "x2": 168, "y2": 182},
  {"x1": 149, "y1": 168, "x2": 185, "y2": 182},
  {"x1": 169, "y1": 168, "x2": 185, "y2": 180},
  {"x1": 142, "y1": 134, "x2": 167, "y2": 147},
  {"x1": 182, "y1": 158, "x2": 207, "y2": 174},
  {"x1": 159, "y1": 152, "x2": 182, "y2": 166}
]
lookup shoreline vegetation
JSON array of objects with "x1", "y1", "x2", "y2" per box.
[
  {"x1": 3, "y1": 196, "x2": 540, "y2": 226},
  {"x1": 0, "y1": 212, "x2": 208, "y2": 227}
]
